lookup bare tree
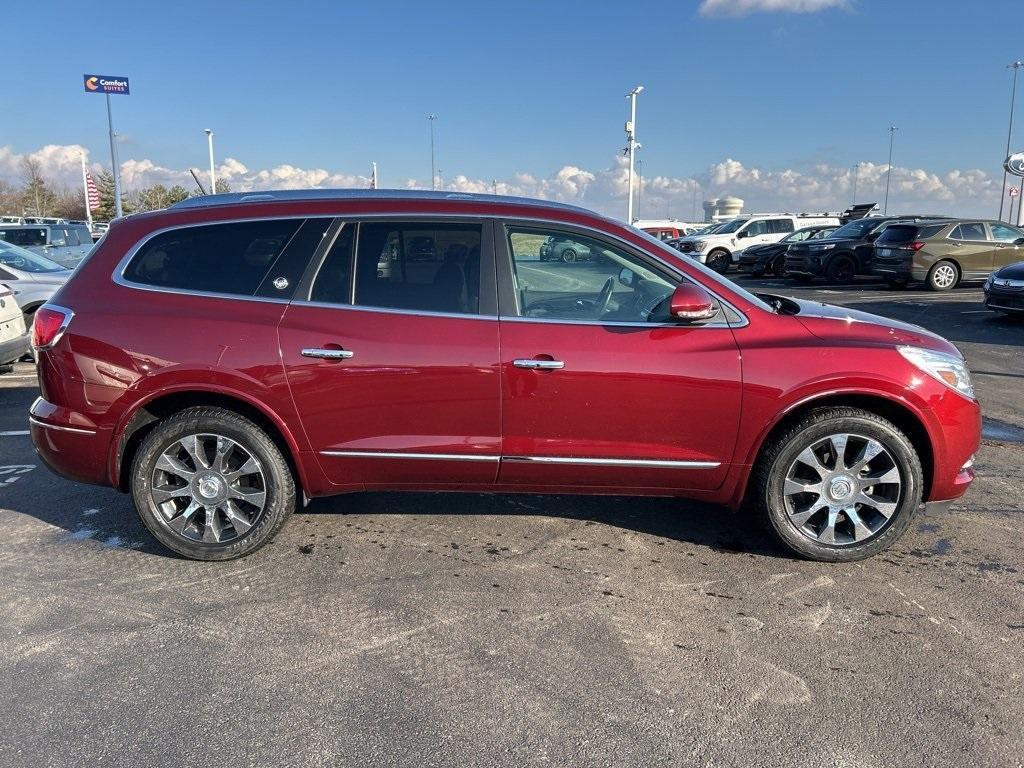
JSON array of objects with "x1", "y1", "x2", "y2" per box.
[{"x1": 20, "y1": 157, "x2": 57, "y2": 217}]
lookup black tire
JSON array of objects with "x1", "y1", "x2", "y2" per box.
[
  {"x1": 131, "y1": 406, "x2": 296, "y2": 560},
  {"x1": 750, "y1": 406, "x2": 923, "y2": 562},
  {"x1": 886, "y1": 279, "x2": 909, "y2": 290},
  {"x1": 706, "y1": 249, "x2": 731, "y2": 274},
  {"x1": 770, "y1": 255, "x2": 787, "y2": 277},
  {"x1": 825, "y1": 254, "x2": 855, "y2": 284},
  {"x1": 926, "y1": 260, "x2": 959, "y2": 292},
  {"x1": 560, "y1": 249, "x2": 577, "y2": 263}
]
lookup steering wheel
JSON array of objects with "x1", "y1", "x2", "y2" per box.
[{"x1": 595, "y1": 276, "x2": 615, "y2": 317}]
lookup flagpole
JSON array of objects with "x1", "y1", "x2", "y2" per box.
[{"x1": 80, "y1": 153, "x2": 93, "y2": 230}]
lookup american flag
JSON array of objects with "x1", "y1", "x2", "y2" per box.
[{"x1": 85, "y1": 168, "x2": 100, "y2": 211}]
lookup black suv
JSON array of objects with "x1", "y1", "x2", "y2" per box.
[{"x1": 785, "y1": 216, "x2": 944, "y2": 284}]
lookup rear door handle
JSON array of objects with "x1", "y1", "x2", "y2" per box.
[
  {"x1": 513, "y1": 359, "x2": 564, "y2": 370},
  {"x1": 301, "y1": 348, "x2": 355, "y2": 360}
]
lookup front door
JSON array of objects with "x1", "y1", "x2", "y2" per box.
[
  {"x1": 988, "y1": 223, "x2": 1024, "y2": 271},
  {"x1": 947, "y1": 222, "x2": 994, "y2": 280},
  {"x1": 279, "y1": 218, "x2": 501, "y2": 488},
  {"x1": 495, "y1": 223, "x2": 742, "y2": 491}
]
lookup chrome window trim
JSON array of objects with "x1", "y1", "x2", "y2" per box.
[
  {"x1": 294, "y1": 300, "x2": 500, "y2": 322},
  {"x1": 29, "y1": 416, "x2": 96, "y2": 435},
  {"x1": 321, "y1": 450, "x2": 499, "y2": 462},
  {"x1": 496, "y1": 314, "x2": 728, "y2": 330},
  {"x1": 110, "y1": 212, "x2": 749, "y2": 328}
]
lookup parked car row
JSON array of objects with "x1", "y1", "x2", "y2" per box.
[
  {"x1": 0, "y1": 223, "x2": 95, "y2": 268},
  {"x1": 667, "y1": 213, "x2": 842, "y2": 273},
  {"x1": 0, "y1": 217, "x2": 109, "y2": 241}
]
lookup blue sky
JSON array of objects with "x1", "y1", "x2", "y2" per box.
[{"x1": 1, "y1": 0, "x2": 1021, "y2": 219}]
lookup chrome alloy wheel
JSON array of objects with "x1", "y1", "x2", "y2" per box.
[
  {"x1": 150, "y1": 433, "x2": 267, "y2": 544},
  {"x1": 932, "y1": 263, "x2": 957, "y2": 289},
  {"x1": 782, "y1": 433, "x2": 902, "y2": 546}
]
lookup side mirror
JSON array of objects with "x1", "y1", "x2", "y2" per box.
[
  {"x1": 618, "y1": 267, "x2": 636, "y2": 287},
  {"x1": 865, "y1": 232, "x2": 879, "y2": 242},
  {"x1": 1015, "y1": 238, "x2": 1024, "y2": 246},
  {"x1": 736, "y1": 230, "x2": 749, "y2": 239},
  {"x1": 670, "y1": 283, "x2": 718, "y2": 322}
]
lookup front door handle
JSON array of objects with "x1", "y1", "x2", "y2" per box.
[
  {"x1": 301, "y1": 348, "x2": 355, "y2": 360},
  {"x1": 513, "y1": 358, "x2": 564, "y2": 370}
]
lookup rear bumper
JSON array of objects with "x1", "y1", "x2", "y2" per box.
[
  {"x1": 0, "y1": 332, "x2": 29, "y2": 366},
  {"x1": 29, "y1": 396, "x2": 112, "y2": 487}
]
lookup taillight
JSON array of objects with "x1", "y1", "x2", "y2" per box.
[
  {"x1": 32, "y1": 305, "x2": 74, "y2": 350},
  {"x1": 907, "y1": 241, "x2": 926, "y2": 251}
]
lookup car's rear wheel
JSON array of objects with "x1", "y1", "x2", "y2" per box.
[
  {"x1": 751, "y1": 407, "x2": 923, "y2": 562},
  {"x1": 825, "y1": 255, "x2": 855, "y2": 283},
  {"x1": 560, "y1": 249, "x2": 577, "y2": 263},
  {"x1": 706, "y1": 249, "x2": 730, "y2": 273},
  {"x1": 131, "y1": 406, "x2": 295, "y2": 560},
  {"x1": 926, "y1": 260, "x2": 959, "y2": 291}
]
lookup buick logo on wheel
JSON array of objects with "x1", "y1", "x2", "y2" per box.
[{"x1": 1005, "y1": 152, "x2": 1024, "y2": 177}]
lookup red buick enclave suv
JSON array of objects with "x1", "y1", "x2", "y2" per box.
[{"x1": 29, "y1": 191, "x2": 980, "y2": 561}]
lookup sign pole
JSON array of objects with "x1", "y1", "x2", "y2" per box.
[
  {"x1": 1018, "y1": 177, "x2": 1024, "y2": 227},
  {"x1": 106, "y1": 94, "x2": 123, "y2": 218},
  {"x1": 80, "y1": 153, "x2": 93, "y2": 230}
]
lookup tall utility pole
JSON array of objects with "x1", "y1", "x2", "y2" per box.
[
  {"x1": 492, "y1": 179, "x2": 498, "y2": 195},
  {"x1": 625, "y1": 85, "x2": 644, "y2": 224},
  {"x1": 999, "y1": 61, "x2": 1023, "y2": 222},
  {"x1": 851, "y1": 162, "x2": 860, "y2": 204},
  {"x1": 883, "y1": 126, "x2": 898, "y2": 215},
  {"x1": 636, "y1": 158, "x2": 643, "y2": 220},
  {"x1": 204, "y1": 129, "x2": 216, "y2": 195},
  {"x1": 427, "y1": 114, "x2": 437, "y2": 191}
]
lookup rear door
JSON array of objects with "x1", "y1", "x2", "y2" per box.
[
  {"x1": 278, "y1": 218, "x2": 501, "y2": 488},
  {"x1": 495, "y1": 221, "x2": 742, "y2": 491}
]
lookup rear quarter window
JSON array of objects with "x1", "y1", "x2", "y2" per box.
[
  {"x1": 123, "y1": 219, "x2": 304, "y2": 296},
  {"x1": 876, "y1": 225, "x2": 919, "y2": 244}
]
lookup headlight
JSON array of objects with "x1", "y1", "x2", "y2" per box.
[
  {"x1": 810, "y1": 243, "x2": 836, "y2": 251},
  {"x1": 898, "y1": 346, "x2": 974, "y2": 399},
  {"x1": 693, "y1": 241, "x2": 709, "y2": 252},
  {"x1": 984, "y1": 274, "x2": 994, "y2": 290}
]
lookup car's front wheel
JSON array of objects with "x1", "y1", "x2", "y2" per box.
[
  {"x1": 751, "y1": 407, "x2": 923, "y2": 562},
  {"x1": 706, "y1": 249, "x2": 731, "y2": 273},
  {"x1": 131, "y1": 406, "x2": 295, "y2": 560}
]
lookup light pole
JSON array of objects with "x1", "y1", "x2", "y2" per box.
[
  {"x1": 625, "y1": 85, "x2": 643, "y2": 224},
  {"x1": 999, "y1": 61, "x2": 1023, "y2": 222},
  {"x1": 883, "y1": 126, "x2": 898, "y2": 215},
  {"x1": 427, "y1": 114, "x2": 437, "y2": 190},
  {"x1": 204, "y1": 129, "x2": 216, "y2": 195},
  {"x1": 851, "y1": 162, "x2": 860, "y2": 204}
]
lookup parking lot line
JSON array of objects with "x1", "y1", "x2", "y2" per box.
[{"x1": 0, "y1": 430, "x2": 29, "y2": 436}]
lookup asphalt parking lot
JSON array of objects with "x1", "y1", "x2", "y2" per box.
[{"x1": 0, "y1": 278, "x2": 1021, "y2": 768}]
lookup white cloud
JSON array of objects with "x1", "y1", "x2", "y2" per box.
[
  {"x1": 0, "y1": 143, "x2": 1003, "y2": 221},
  {"x1": 699, "y1": 0, "x2": 850, "y2": 17}
]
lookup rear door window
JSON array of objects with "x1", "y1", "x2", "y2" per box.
[
  {"x1": 768, "y1": 219, "x2": 794, "y2": 234},
  {"x1": 951, "y1": 223, "x2": 987, "y2": 241},
  {"x1": 876, "y1": 225, "x2": 919, "y2": 244},
  {"x1": 124, "y1": 219, "x2": 310, "y2": 296},
  {"x1": 351, "y1": 222, "x2": 483, "y2": 315}
]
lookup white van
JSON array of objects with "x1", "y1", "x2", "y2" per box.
[{"x1": 673, "y1": 213, "x2": 841, "y2": 273}]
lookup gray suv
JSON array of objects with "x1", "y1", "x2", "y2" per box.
[{"x1": 0, "y1": 224, "x2": 94, "y2": 268}]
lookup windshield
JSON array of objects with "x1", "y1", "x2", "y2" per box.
[
  {"x1": 0, "y1": 241, "x2": 67, "y2": 273},
  {"x1": 715, "y1": 219, "x2": 744, "y2": 234},
  {"x1": 632, "y1": 228, "x2": 774, "y2": 313},
  {"x1": 828, "y1": 219, "x2": 882, "y2": 239}
]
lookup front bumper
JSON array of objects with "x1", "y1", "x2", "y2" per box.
[{"x1": 984, "y1": 287, "x2": 1024, "y2": 314}]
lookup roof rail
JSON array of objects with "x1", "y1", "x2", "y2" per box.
[{"x1": 169, "y1": 188, "x2": 594, "y2": 215}]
